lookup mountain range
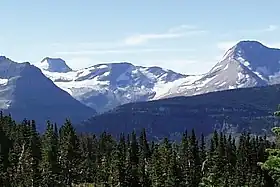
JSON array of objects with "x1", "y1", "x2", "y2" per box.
[
  {"x1": 38, "y1": 57, "x2": 190, "y2": 112},
  {"x1": 0, "y1": 40, "x2": 280, "y2": 133},
  {"x1": 0, "y1": 56, "x2": 96, "y2": 131},
  {"x1": 36, "y1": 40, "x2": 280, "y2": 113}
]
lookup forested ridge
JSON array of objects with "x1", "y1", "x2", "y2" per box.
[
  {"x1": 0, "y1": 112, "x2": 279, "y2": 187},
  {"x1": 81, "y1": 84, "x2": 280, "y2": 139}
]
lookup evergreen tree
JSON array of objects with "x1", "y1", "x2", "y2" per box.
[
  {"x1": 179, "y1": 130, "x2": 189, "y2": 186},
  {"x1": 235, "y1": 133, "x2": 248, "y2": 186},
  {"x1": 139, "y1": 128, "x2": 151, "y2": 187},
  {"x1": 115, "y1": 133, "x2": 126, "y2": 186},
  {"x1": 166, "y1": 150, "x2": 182, "y2": 187},
  {"x1": 79, "y1": 134, "x2": 97, "y2": 184},
  {"x1": 12, "y1": 120, "x2": 41, "y2": 187},
  {"x1": 40, "y1": 121, "x2": 60, "y2": 186},
  {"x1": 187, "y1": 129, "x2": 201, "y2": 187},
  {"x1": 261, "y1": 126, "x2": 280, "y2": 185},
  {"x1": 150, "y1": 143, "x2": 165, "y2": 187},
  {"x1": 0, "y1": 122, "x2": 11, "y2": 186},
  {"x1": 59, "y1": 119, "x2": 81, "y2": 186},
  {"x1": 0, "y1": 111, "x2": 277, "y2": 186},
  {"x1": 128, "y1": 130, "x2": 140, "y2": 187}
]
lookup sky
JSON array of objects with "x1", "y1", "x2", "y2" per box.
[{"x1": 1, "y1": 1, "x2": 280, "y2": 74}]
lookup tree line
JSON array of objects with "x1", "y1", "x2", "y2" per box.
[{"x1": 0, "y1": 112, "x2": 279, "y2": 187}]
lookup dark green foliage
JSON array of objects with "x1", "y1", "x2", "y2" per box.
[
  {"x1": 59, "y1": 120, "x2": 81, "y2": 186},
  {"x1": 40, "y1": 121, "x2": 60, "y2": 186},
  {"x1": 260, "y1": 106, "x2": 280, "y2": 186},
  {"x1": 0, "y1": 113, "x2": 278, "y2": 186}
]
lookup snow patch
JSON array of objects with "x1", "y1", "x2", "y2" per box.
[
  {"x1": 197, "y1": 75, "x2": 217, "y2": 88},
  {"x1": 221, "y1": 48, "x2": 233, "y2": 61},
  {"x1": 153, "y1": 75, "x2": 202, "y2": 99},
  {"x1": 211, "y1": 64, "x2": 223, "y2": 72},
  {"x1": 223, "y1": 64, "x2": 229, "y2": 70},
  {"x1": 253, "y1": 71, "x2": 266, "y2": 81},
  {"x1": 236, "y1": 57, "x2": 250, "y2": 67},
  {"x1": 0, "y1": 78, "x2": 8, "y2": 85},
  {"x1": 219, "y1": 82, "x2": 227, "y2": 87},
  {"x1": 237, "y1": 72, "x2": 245, "y2": 81},
  {"x1": 97, "y1": 64, "x2": 108, "y2": 69},
  {"x1": 102, "y1": 71, "x2": 110, "y2": 76}
]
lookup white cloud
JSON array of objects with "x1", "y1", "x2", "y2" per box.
[
  {"x1": 124, "y1": 33, "x2": 182, "y2": 46},
  {"x1": 220, "y1": 25, "x2": 279, "y2": 39},
  {"x1": 50, "y1": 42, "x2": 124, "y2": 51},
  {"x1": 168, "y1": 25, "x2": 198, "y2": 33},
  {"x1": 46, "y1": 24, "x2": 206, "y2": 72},
  {"x1": 55, "y1": 48, "x2": 194, "y2": 56},
  {"x1": 238, "y1": 25, "x2": 278, "y2": 34},
  {"x1": 264, "y1": 25, "x2": 278, "y2": 32},
  {"x1": 50, "y1": 24, "x2": 204, "y2": 57},
  {"x1": 123, "y1": 25, "x2": 207, "y2": 46}
]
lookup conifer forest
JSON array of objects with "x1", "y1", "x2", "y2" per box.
[{"x1": 1, "y1": 111, "x2": 280, "y2": 187}]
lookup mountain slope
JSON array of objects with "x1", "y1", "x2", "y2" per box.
[
  {"x1": 39, "y1": 60, "x2": 196, "y2": 112},
  {"x1": 0, "y1": 56, "x2": 96, "y2": 131},
  {"x1": 163, "y1": 41, "x2": 280, "y2": 98},
  {"x1": 38, "y1": 41, "x2": 280, "y2": 113},
  {"x1": 79, "y1": 84, "x2": 280, "y2": 139}
]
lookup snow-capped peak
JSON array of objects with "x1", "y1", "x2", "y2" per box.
[
  {"x1": 220, "y1": 41, "x2": 280, "y2": 79},
  {"x1": 220, "y1": 40, "x2": 266, "y2": 62},
  {"x1": 40, "y1": 57, "x2": 72, "y2": 73},
  {"x1": 37, "y1": 60, "x2": 189, "y2": 112},
  {"x1": 35, "y1": 40, "x2": 280, "y2": 113},
  {"x1": 235, "y1": 40, "x2": 266, "y2": 49}
]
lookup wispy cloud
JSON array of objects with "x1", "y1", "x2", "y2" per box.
[
  {"x1": 50, "y1": 42, "x2": 124, "y2": 51},
  {"x1": 220, "y1": 25, "x2": 279, "y2": 39},
  {"x1": 50, "y1": 24, "x2": 204, "y2": 56},
  {"x1": 239, "y1": 24, "x2": 278, "y2": 33},
  {"x1": 55, "y1": 48, "x2": 194, "y2": 56},
  {"x1": 264, "y1": 25, "x2": 278, "y2": 32},
  {"x1": 123, "y1": 25, "x2": 207, "y2": 46},
  {"x1": 224, "y1": 25, "x2": 279, "y2": 36}
]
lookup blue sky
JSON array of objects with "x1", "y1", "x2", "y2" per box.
[{"x1": 1, "y1": 0, "x2": 280, "y2": 74}]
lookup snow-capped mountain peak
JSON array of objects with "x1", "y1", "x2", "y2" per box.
[
  {"x1": 162, "y1": 40, "x2": 280, "y2": 99},
  {"x1": 221, "y1": 40, "x2": 266, "y2": 62},
  {"x1": 38, "y1": 60, "x2": 190, "y2": 112},
  {"x1": 0, "y1": 57, "x2": 96, "y2": 130},
  {"x1": 36, "y1": 40, "x2": 280, "y2": 113},
  {"x1": 221, "y1": 40, "x2": 280, "y2": 81},
  {"x1": 40, "y1": 57, "x2": 72, "y2": 73}
]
